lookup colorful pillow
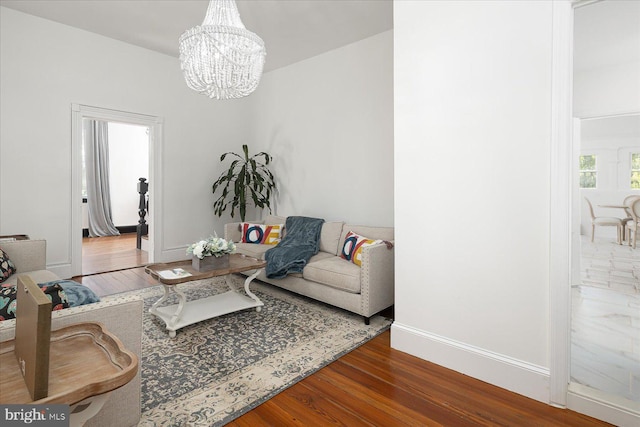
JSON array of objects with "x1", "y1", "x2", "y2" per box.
[
  {"x1": 0, "y1": 283, "x2": 69, "y2": 321},
  {"x1": 241, "y1": 223, "x2": 283, "y2": 245},
  {"x1": 0, "y1": 248, "x2": 16, "y2": 284},
  {"x1": 340, "y1": 231, "x2": 383, "y2": 267}
]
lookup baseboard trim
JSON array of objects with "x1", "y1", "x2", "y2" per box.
[
  {"x1": 391, "y1": 322, "x2": 550, "y2": 403},
  {"x1": 568, "y1": 383, "x2": 640, "y2": 427},
  {"x1": 82, "y1": 226, "x2": 140, "y2": 238}
]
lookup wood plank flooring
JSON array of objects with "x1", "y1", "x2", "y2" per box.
[
  {"x1": 228, "y1": 329, "x2": 611, "y2": 427},
  {"x1": 72, "y1": 237, "x2": 611, "y2": 426},
  {"x1": 81, "y1": 234, "x2": 147, "y2": 276}
]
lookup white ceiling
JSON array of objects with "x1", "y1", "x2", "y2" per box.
[
  {"x1": 0, "y1": 0, "x2": 393, "y2": 73},
  {"x1": 575, "y1": 1, "x2": 640, "y2": 141},
  {"x1": 574, "y1": 0, "x2": 640, "y2": 72},
  {"x1": 1, "y1": 0, "x2": 637, "y2": 73}
]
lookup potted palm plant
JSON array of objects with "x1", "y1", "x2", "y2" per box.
[{"x1": 212, "y1": 144, "x2": 276, "y2": 222}]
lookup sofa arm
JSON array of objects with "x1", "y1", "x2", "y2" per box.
[
  {"x1": 224, "y1": 222, "x2": 244, "y2": 242},
  {"x1": 360, "y1": 241, "x2": 395, "y2": 317},
  {"x1": 1, "y1": 239, "x2": 47, "y2": 273}
]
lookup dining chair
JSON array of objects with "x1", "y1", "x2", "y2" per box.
[
  {"x1": 622, "y1": 195, "x2": 640, "y2": 241},
  {"x1": 626, "y1": 198, "x2": 640, "y2": 249},
  {"x1": 584, "y1": 197, "x2": 623, "y2": 244}
]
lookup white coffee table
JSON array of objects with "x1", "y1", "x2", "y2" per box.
[{"x1": 145, "y1": 254, "x2": 267, "y2": 337}]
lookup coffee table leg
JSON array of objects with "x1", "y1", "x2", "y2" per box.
[
  {"x1": 243, "y1": 269, "x2": 263, "y2": 311},
  {"x1": 149, "y1": 285, "x2": 170, "y2": 317},
  {"x1": 170, "y1": 287, "x2": 187, "y2": 327},
  {"x1": 149, "y1": 284, "x2": 187, "y2": 338}
]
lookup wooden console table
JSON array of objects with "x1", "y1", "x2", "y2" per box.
[{"x1": 145, "y1": 254, "x2": 267, "y2": 337}]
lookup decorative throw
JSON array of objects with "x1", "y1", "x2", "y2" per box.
[
  {"x1": 0, "y1": 283, "x2": 69, "y2": 321},
  {"x1": 241, "y1": 223, "x2": 283, "y2": 245},
  {"x1": 38, "y1": 280, "x2": 100, "y2": 307},
  {"x1": 340, "y1": 231, "x2": 383, "y2": 267},
  {"x1": 0, "y1": 248, "x2": 16, "y2": 284},
  {"x1": 265, "y1": 216, "x2": 325, "y2": 279}
]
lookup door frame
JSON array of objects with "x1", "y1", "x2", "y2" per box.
[
  {"x1": 550, "y1": 1, "x2": 640, "y2": 424},
  {"x1": 71, "y1": 104, "x2": 163, "y2": 276}
]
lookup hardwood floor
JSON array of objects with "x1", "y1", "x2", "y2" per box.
[
  {"x1": 81, "y1": 233, "x2": 148, "y2": 276},
  {"x1": 71, "y1": 266, "x2": 156, "y2": 298},
  {"x1": 72, "y1": 234, "x2": 154, "y2": 297},
  {"x1": 228, "y1": 329, "x2": 610, "y2": 427},
  {"x1": 71, "y1": 238, "x2": 611, "y2": 426}
]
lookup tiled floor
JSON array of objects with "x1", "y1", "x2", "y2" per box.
[{"x1": 572, "y1": 236, "x2": 640, "y2": 406}]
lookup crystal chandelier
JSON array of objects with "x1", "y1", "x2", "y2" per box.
[{"x1": 179, "y1": 0, "x2": 266, "y2": 100}]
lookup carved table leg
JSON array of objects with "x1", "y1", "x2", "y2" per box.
[{"x1": 243, "y1": 269, "x2": 263, "y2": 311}]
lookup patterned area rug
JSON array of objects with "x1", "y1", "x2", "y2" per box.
[{"x1": 135, "y1": 275, "x2": 392, "y2": 426}]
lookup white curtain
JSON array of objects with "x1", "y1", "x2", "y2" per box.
[{"x1": 84, "y1": 120, "x2": 120, "y2": 237}]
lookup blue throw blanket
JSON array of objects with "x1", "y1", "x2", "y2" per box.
[
  {"x1": 39, "y1": 280, "x2": 100, "y2": 307},
  {"x1": 265, "y1": 216, "x2": 325, "y2": 279}
]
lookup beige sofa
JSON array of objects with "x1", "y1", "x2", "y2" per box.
[
  {"x1": 225, "y1": 215, "x2": 394, "y2": 323},
  {"x1": 0, "y1": 239, "x2": 143, "y2": 427}
]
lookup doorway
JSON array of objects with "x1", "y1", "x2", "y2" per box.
[
  {"x1": 570, "y1": 114, "x2": 640, "y2": 415},
  {"x1": 71, "y1": 104, "x2": 163, "y2": 277},
  {"x1": 562, "y1": 0, "x2": 640, "y2": 424},
  {"x1": 81, "y1": 121, "x2": 150, "y2": 275}
]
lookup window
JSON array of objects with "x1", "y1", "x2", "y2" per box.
[
  {"x1": 632, "y1": 153, "x2": 640, "y2": 189},
  {"x1": 579, "y1": 155, "x2": 597, "y2": 188}
]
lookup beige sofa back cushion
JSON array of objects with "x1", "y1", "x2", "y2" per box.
[
  {"x1": 261, "y1": 215, "x2": 343, "y2": 255},
  {"x1": 319, "y1": 222, "x2": 345, "y2": 255},
  {"x1": 263, "y1": 215, "x2": 286, "y2": 225},
  {"x1": 1, "y1": 239, "x2": 47, "y2": 273}
]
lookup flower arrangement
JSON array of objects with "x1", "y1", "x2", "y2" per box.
[{"x1": 187, "y1": 235, "x2": 236, "y2": 259}]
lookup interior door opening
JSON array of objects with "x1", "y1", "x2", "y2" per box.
[
  {"x1": 569, "y1": 114, "x2": 640, "y2": 417},
  {"x1": 71, "y1": 104, "x2": 162, "y2": 278},
  {"x1": 81, "y1": 120, "x2": 150, "y2": 275}
]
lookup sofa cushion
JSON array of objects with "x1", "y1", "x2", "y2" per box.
[
  {"x1": 319, "y1": 222, "x2": 345, "y2": 255},
  {"x1": 0, "y1": 283, "x2": 69, "y2": 321},
  {"x1": 303, "y1": 256, "x2": 361, "y2": 294},
  {"x1": 340, "y1": 231, "x2": 382, "y2": 267},
  {"x1": 240, "y1": 222, "x2": 283, "y2": 245},
  {"x1": 263, "y1": 215, "x2": 286, "y2": 225},
  {"x1": 0, "y1": 248, "x2": 16, "y2": 284},
  {"x1": 235, "y1": 242, "x2": 271, "y2": 260},
  {"x1": 2, "y1": 270, "x2": 60, "y2": 287}
]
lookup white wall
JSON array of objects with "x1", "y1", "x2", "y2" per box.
[
  {"x1": 249, "y1": 31, "x2": 394, "y2": 226},
  {"x1": 0, "y1": 7, "x2": 252, "y2": 276},
  {"x1": 393, "y1": 0, "x2": 552, "y2": 402},
  {"x1": 0, "y1": 7, "x2": 394, "y2": 278}
]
